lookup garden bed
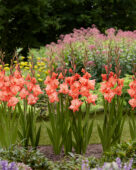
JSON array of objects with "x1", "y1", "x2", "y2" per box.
[{"x1": 38, "y1": 144, "x2": 102, "y2": 161}]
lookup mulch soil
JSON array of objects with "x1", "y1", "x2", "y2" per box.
[{"x1": 38, "y1": 144, "x2": 102, "y2": 161}]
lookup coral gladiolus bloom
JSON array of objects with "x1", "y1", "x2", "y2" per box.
[
  {"x1": 58, "y1": 73, "x2": 64, "y2": 79},
  {"x1": 86, "y1": 93, "x2": 97, "y2": 105},
  {"x1": 48, "y1": 92, "x2": 59, "y2": 103},
  {"x1": 10, "y1": 85, "x2": 20, "y2": 95},
  {"x1": 19, "y1": 88, "x2": 29, "y2": 99},
  {"x1": 32, "y1": 85, "x2": 43, "y2": 96},
  {"x1": 27, "y1": 94, "x2": 38, "y2": 105},
  {"x1": 129, "y1": 98, "x2": 136, "y2": 109},
  {"x1": 69, "y1": 99, "x2": 83, "y2": 112},
  {"x1": 7, "y1": 97, "x2": 19, "y2": 107},
  {"x1": 59, "y1": 83, "x2": 69, "y2": 94}
]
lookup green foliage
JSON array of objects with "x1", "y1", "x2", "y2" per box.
[
  {"x1": 72, "y1": 105, "x2": 93, "y2": 154},
  {"x1": 0, "y1": 103, "x2": 19, "y2": 149},
  {"x1": 102, "y1": 141, "x2": 136, "y2": 168},
  {"x1": 18, "y1": 102, "x2": 41, "y2": 149},
  {"x1": 97, "y1": 97, "x2": 125, "y2": 152},
  {"x1": 47, "y1": 94, "x2": 94, "y2": 155},
  {"x1": 0, "y1": 146, "x2": 50, "y2": 169},
  {"x1": 46, "y1": 102, "x2": 63, "y2": 154},
  {"x1": 46, "y1": 94, "x2": 72, "y2": 154},
  {"x1": 129, "y1": 110, "x2": 136, "y2": 140}
]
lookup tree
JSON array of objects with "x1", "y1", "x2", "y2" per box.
[{"x1": 0, "y1": 0, "x2": 52, "y2": 63}]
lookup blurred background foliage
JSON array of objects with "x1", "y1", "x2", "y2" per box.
[{"x1": 0, "y1": 0, "x2": 136, "y2": 63}]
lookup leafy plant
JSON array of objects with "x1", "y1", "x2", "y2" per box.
[
  {"x1": 46, "y1": 94, "x2": 72, "y2": 155},
  {"x1": 129, "y1": 110, "x2": 136, "y2": 140},
  {"x1": 0, "y1": 103, "x2": 19, "y2": 149},
  {"x1": 72, "y1": 104, "x2": 93, "y2": 154},
  {"x1": 0, "y1": 146, "x2": 50, "y2": 169},
  {"x1": 18, "y1": 102, "x2": 41, "y2": 149},
  {"x1": 98, "y1": 97, "x2": 125, "y2": 152}
]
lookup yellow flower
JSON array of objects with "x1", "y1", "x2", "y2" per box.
[
  {"x1": 20, "y1": 62, "x2": 25, "y2": 66},
  {"x1": 24, "y1": 67, "x2": 29, "y2": 70},
  {"x1": 38, "y1": 78, "x2": 43, "y2": 81},
  {"x1": 20, "y1": 56, "x2": 25, "y2": 60},
  {"x1": 40, "y1": 62, "x2": 45, "y2": 66},
  {"x1": 28, "y1": 56, "x2": 32, "y2": 59},
  {"x1": 38, "y1": 68, "x2": 42, "y2": 71},
  {"x1": 4, "y1": 67, "x2": 10, "y2": 71},
  {"x1": 29, "y1": 63, "x2": 32, "y2": 67},
  {"x1": 34, "y1": 65, "x2": 38, "y2": 69},
  {"x1": 14, "y1": 61, "x2": 17, "y2": 63},
  {"x1": 37, "y1": 62, "x2": 41, "y2": 66},
  {"x1": 45, "y1": 70, "x2": 49, "y2": 74},
  {"x1": 36, "y1": 74, "x2": 40, "y2": 77},
  {"x1": 5, "y1": 64, "x2": 9, "y2": 66}
]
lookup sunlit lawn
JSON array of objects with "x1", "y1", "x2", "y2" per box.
[{"x1": 39, "y1": 113, "x2": 131, "y2": 145}]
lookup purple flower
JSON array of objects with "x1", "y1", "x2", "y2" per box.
[
  {"x1": 81, "y1": 159, "x2": 90, "y2": 170},
  {"x1": 0, "y1": 160, "x2": 8, "y2": 170},
  {"x1": 0, "y1": 160, "x2": 18, "y2": 170},
  {"x1": 9, "y1": 162, "x2": 18, "y2": 170},
  {"x1": 116, "y1": 157, "x2": 122, "y2": 168}
]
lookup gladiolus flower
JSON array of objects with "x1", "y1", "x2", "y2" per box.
[
  {"x1": 69, "y1": 68, "x2": 73, "y2": 73},
  {"x1": 19, "y1": 88, "x2": 29, "y2": 99},
  {"x1": 80, "y1": 86, "x2": 90, "y2": 97},
  {"x1": 26, "y1": 82, "x2": 34, "y2": 92},
  {"x1": 101, "y1": 74, "x2": 107, "y2": 81},
  {"x1": 83, "y1": 72, "x2": 91, "y2": 79},
  {"x1": 7, "y1": 97, "x2": 19, "y2": 107},
  {"x1": 48, "y1": 92, "x2": 59, "y2": 103},
  {"x1": 69, "y1": 99, "x2": 83, "y2": 112},
  {"x1": 44, "y1": 76, "x2": 51, "y2": 85},
  {"x1": 81, "y1": 68, "x2": 86, "y2": 74},
  {"x1": 69, "y1": 89, "x2": 80, "y2": 99},
  {"x1": 87, "y1": 80, "x2": 95, "y2": 90},
  {"x1": 128, "y1": 89, "x2": 136, "y2": 98},
  {"x1": 45, "y1": 84, "x2": 55, "y2": 95},
  {"x1": 86, "y1": 93, "x2": 97, "y2": 105},
  {"x1": 32, "y1": 85, "x2": 43, "y2": 96},
  {"x1": 128, "y1": 79, "x2": 136, "y2": 109},
  {"x1": 59, "y1": 83, "x2": 69, "y2": 94},
  {"x1": 129, "y1": 98, "x2": 136, "y2": 109},
  {"x1": 114, "y1": 86, "x2": 122, "y2": 96},
  {"x1": 27, "y1": 94, "x2": 38, "y2": 105},
  {"x1": 58, "y1": 73, "x2": 64, "y2": 79},
  {"x1": 104, "y1": 91, "x2": 115, "y2": 103},
  {"x1": 52, "y1": 72, "x2": 58, "y2": 79},
  {"x1": 10, "y1": 85, "x2": 20, "y2": 95}
]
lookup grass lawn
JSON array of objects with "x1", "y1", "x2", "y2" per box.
[{"x1": 38, "y1": 113, "x2": 131, "y2": 145}]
